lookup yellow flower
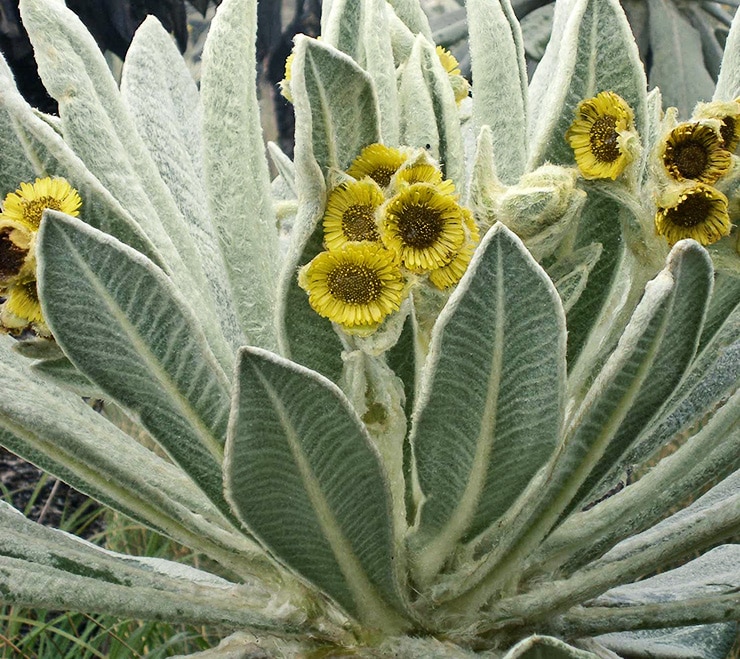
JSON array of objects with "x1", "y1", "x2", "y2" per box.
[
  {"x1": 1, "y1": 177, "x2": 81, "y2": 230},
  {"x1": 347, "y1": 144, "x2": 407, "y2": 189},
  {"x1": 0, "y1": 219, "x2": 34, "y2": 287},
  {"x1": 660, "y1": 122, "x2": 731, "y2": 184},
  {"x1": 692, "y1": 99, "x2": 740, "y2": 152},
  {"x1": 392, "y1": 163, "x2": 456, "y2": 196},
  {"x1": 298, "y1": 242, "x2": 406, "y2": 330},
  {"x1": 655, "y1": 183, "x2": 731, "y2": 246},
  {"x1": 380, "y1": 183, "x2": 466, "y2": 272},
  {"x1": 436, "y1": 46, "x2": 470, "y2": 105},
  {"x1": 1, "y1": 278, "x2": 45, "y2": 333},
  {"x1": 429, "y1": 240, "x2": 476, "y2": 290},
  {"x1": 323, "y1": 179, "x2": 384, "y2": 250},
  {"x1": 565, "y1": 91, "x2": 635, "y2": 180}
]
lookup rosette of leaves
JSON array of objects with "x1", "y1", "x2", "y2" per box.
[
  {"x1": 431, "y1": 0, "x2": 736, "y2": 117},
  {"x1": 0, "y1": 0, "x2": 737, "y2": 657}
]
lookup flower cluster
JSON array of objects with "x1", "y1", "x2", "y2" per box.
[
  {"x1": 566, "y1": 91, "x2": 738, "y2": 248},
  {"x1": 299, "y1": 143, "x2": 480, "y2": 333},
  {"x1": 0, "y1": 177, "x2": 81, "y2": 335}
]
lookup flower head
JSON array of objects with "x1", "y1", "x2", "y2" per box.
[
  {"x1": 1, "y1": 278, "x2": 44, "y2": 333},
  {"x1": 655, "y1": 183, "x2": 731, "y2": 246},
  {"x1": 0, "y1": 220, "x2": 34, "y2": 287},
  {"x1": 323, "y1": 179, "x2": 384, "y2": 250},
  {"x1": 660, "y1": 122, "x2": 731, "y2": 184},
  {"x1": 347, "y1": 144, "x2": 407, "y2": 189},
  {"x1": 381, "y1": 183, "x2": 466, "y2": 272},
  {"x1": 565, "y1": 91, "x2": 635, "y2": 180},
  {"x1": 393, "y1": 163, "x2": 456, "y2": 196},
  {"x1": 436, "y1": 46, "x2": 470, "y2": 105},
  {"x1": 692, "y1": 100, "x2": 740, "y2": 152},
  {"x1": 299, "y1": 242, "x2": 405, "y2": 330},
  {"x1": 1, "y1": 177, "x2": 81, "y2": 230}
]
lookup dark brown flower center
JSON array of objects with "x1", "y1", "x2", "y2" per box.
[
  {"x1": 668, "y1": 141, "x2": 709, "y2": 179},
  {"x1": 666, "y1": 194, "x2": 712, "y2": 228},
  {"x1": 0, "y1": 229, "x2": 28, "y2": 281},
  {"x1": 23, "y1": 196, "x2": 62, "y2": 228},
  {"x1": 589, "y1": 115, "x2": 621, "y2": 163},
  {"x1": 369, "y1": 167, "x2": 396, "y2": 188},
  {"x1": 327, "y1": 263, "x2": 383, "y2": 304},
  {"x1": 397, "y1": 205, "x2": 443, "y2": 249},
  {"x1": 342, "y1": 204, "x2": 380, "y2": 241}
]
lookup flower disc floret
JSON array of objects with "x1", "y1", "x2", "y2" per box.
[
  {"x1": 299, "y1": 243, "x2": 405, "y2": 329},
  {"x1": 323, "y1": 179, "x2": 384, "y2": 250},
  {"x1": 565, "y1": 91, "x2": 635, "y2": 180},
  {"x1": 661, "y1": 123, "x2": 731, "y2": 184},
  {"x1": 655, "y1": 183, "x2": 731, "y2": 246},
  {"x1": 381, "y1": 183, "x2": 466, "y2": 272},
  {"x1": 1, "y1": 177, "x2": 81, "y2": 230},
  {"x1": 347, "y1": 144, "x2": 407, "y2": 189}
]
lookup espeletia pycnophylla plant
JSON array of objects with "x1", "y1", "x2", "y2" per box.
[{"x1": 0, "y1": 0, "x2": 738, "y2": 656}]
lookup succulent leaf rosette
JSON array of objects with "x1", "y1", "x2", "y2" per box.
[{"x1": 0, "y1": 0, "x2": 738, "y2": 657}]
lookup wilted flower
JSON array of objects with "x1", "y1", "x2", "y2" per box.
[
  {"x1": 692, "y1": 99, "x2": 740, "y2": 152},
  {"x1": 565, "y1": 91, "x2": 636, "y2": 180},
  {"x1": 655, "y1": 182, "x2": 731, "y2": 246}
]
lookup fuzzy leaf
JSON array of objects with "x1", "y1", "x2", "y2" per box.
[
  {"x1": 0, "y1": 501, "x2": 304, "y2": 633},
  {"x1": 467, "y1": 0, "x2": 527, "y2": 184},
  {"x1": 0, "y1": 107, "x2": 35, "y2": 197},
  {"x1": 399, "y1": 36, "x2": 465, "y2": 187},
  {"x1": 647, "y1": 0, "x2": 715, "y2": 116},
  {"x1": 36, "y1": 212, "x2": 234, "y2": 519},
  {"x1": 200, "y1": 0, "x2": 280, "y2": 351},
  {"x1": 528, "y1": 0, "x2": 648, "y2": 170},
  {"x1": 411, "y1": 224, "x2": 566, "y2": 581},
  {"x1": 715, "y1": 5, "x2": 740, "y2": 101},
  {"x1": 0, "y1": 53, "x2": 160, "y2": 262},
  {"x1": 18, "y1": 0, "x2": 233, "y2": 372},
  {"x1": 122, "y1": 17, "x2": 243, "y2": 353},
  {"x1": 323, "y1": 0, "x2": 399, "y2": 145},
  {"x1": 225, "y1": 347, "x2": 407, "y2": 628}
]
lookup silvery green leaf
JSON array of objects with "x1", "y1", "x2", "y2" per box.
[
  {"x1": 501, "y1": 635, "x2": 597, "y2": 659},
  {"x1": 527, "y1": 388, "x2": 739, "y2": 576},
  {"x1": 547, "y1": 243, "x2": 603, "y2": 313},
  {"x1": 323, "y1": 0, "x2": 399, "y2": 146},
  {"x1": 30, "y1": 356, "x2": 101, "y2": 398},
  {"x1": 700, "y1": 272, "x2": 740, "y2": 351},
  {"x1": 572, "y1": 241, "x2": 713, "y2": 510},
  {"x1": 290, "y1": 36, "x2": 381, "y2": 175},
  {"x1": 714, "y1": 5, "x2": 740, "y2": 101},
  {"x1": 410, "y1": 224, "x2": 566, "y2": 583},
  {"x1": 596, "y1": 625, "x2": 736, "y2": 659},
  {"x1": 0, "y1": 501, "x2": 307, "y2": 634},
  {"x1": 18, "y1": 0, "x2": 233, "y2": 371},
  {"x1": 121, "y1": 17, "x2": 243, "y2": 353},
  {"x1": 640, "y1": 87, "x2": 663, "y2": 185},
  {"x1": 11, "y1": 337, "x2": 64, "y2": 361},
  {"x1": 200, "y1": 0, "x2": 280, "y2": 351},
  {"x1": 399, "y1": 35, "x2": 465, "y2": 188},
  {"x1": 225, "y1": 347, "x2": 408, "y2": 629},
  {"x1": 0, "y1": 336, "x2": 267, "y2": 569},
  {"x1": 0, "y1": 53, "x2": 161, "y2": 262},
  {"x1": 383, "y1": 0, "x2": 432, "y2": 40},
  {"x1": 36, "y1": 211, "x2": 235, "y2": 520},
  {"x1": 0, "y1": 106, "x2": 35, "y2": 197},
  {"x1": 268, "y1": 142, "x2": 297, "y2": 199},
  {"x1": 467, "y1": 0, "x2": 527, "y2": 184},
  {"x1": 528, "y1": 0, "x2": 648, "y2": 171},
  {"x1": 647, "y1": 0, "x2": 715, "y2": 117}
]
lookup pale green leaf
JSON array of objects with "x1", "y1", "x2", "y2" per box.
[
  {"x1": 528, "y1": 0, "x2": 648, "y2": 171},
  {"x1": 200, "y1": 0, "x2": 280, "y2": 351},
  {"x1": 547, "y1": 243, "x2": 603, "y2": 313},
  {"x1": 0, "y1": 501, "x2": 306, "y2": 634},
  {"x1": 225, "y1": 347, "x2": 407, "y2": 629},
  {"x1": 18, "y1": 0, "x2": 233, "y2": 371},
  {"x1": 267, "y1": 141, "x2": 297, "y2": 199},
  {"x1": 290, "y1": 36, "x2": 381, "y2": 175},
  {"x1": 384, "y1": 0, "x2": 432, "y2": 40},
  {"x1": 501, "y1": 635, "x2": 598, "y2": 659},
  {"x1": 0, "y1": 107, "x2": 35, "y2": 197},
  {"x1": 714, "y1": 5, "x2": 740, "y2": 101},
  {"x1": 36, "y1": 212, "x2": 234, "y2": 519},
  {"x1": 648, "y1": 0, "x2": 715, "y2": 116},
  {"x1": 596, "y1": 625, "x2": 736, "y2": 659},
  {"x1": 0, "y1": 53, "x2": 160, "y2": 262},
  {"x1": 323, "y1": 0, "x2": 399, "y2": 145},
  {"x1": 399, "y1": 35, "x2": 465, "y2": 187},
  {"x1": 467, "y1": 0, "x2": 527, "y2": 184},
  {"x1": 122, "y1": 17, "x2": 243, "y2": 353},
  {"x1": 572, "y1": 241, "x2": 713, "y2": 509},
  {"x1": 410, "y1": 223, "x2": 566, "y2": 582},
  {"x1": 30, "y1": 356, "x2": 101, "y2": 398}
]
